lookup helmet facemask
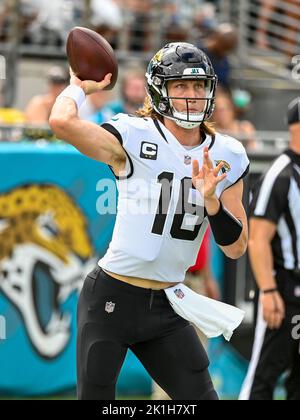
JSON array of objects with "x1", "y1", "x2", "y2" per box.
[
  {"x1": 146, "y1": 43, "x2": 218, "y2": 129},
  {"x1": 168, "y1": 78, "x2": 215, "y2": 129}
]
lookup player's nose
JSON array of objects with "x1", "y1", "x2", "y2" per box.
[{"x1": 187, "y1": 86, "x2": 201, "y2": 99}]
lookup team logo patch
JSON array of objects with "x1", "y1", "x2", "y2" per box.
[
  {"x1": 105, "y1": 301, "x2": 115, "y2": 313},
  {"x1": 214, "y1": 160, "x2": 231, "y2": 174},
  {"x1": 140, "y1": 142, "x2": 158, "y2": 160},
  {"x1": 184, "y1": 155, "x2": 192, "y2": 165},
  {"x1": 174, "y1": 289, "x2": 185, "y2": 299}
]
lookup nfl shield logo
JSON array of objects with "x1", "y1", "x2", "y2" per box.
[
  {"x1": 184, "y1": 155, "x2": 191, "y2": 165},
  {"x1": 105, "y1": 301, "x2": 115, "y2": 313},
  {"x1": 174, "y1": 289, "x2": 185, "y2": 299}
]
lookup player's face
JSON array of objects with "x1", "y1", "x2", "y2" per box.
[{"x1": 167, "y1": 80, "x2": 206, "y2": 114}]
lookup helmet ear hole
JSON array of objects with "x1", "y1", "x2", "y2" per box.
[{"x1": 158, "y1": 98, "x2": 169, "y2": 113}]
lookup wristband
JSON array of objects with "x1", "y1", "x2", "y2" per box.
[
  {"x1": 56, "y1": 85, "x2": 86, "y2": 110},
  {"x1": 262, "y1": 288, "x2": 278, "y2": 295},
  {"x1": 208, "y1": 201, "x2": 243, "y2": 246}
]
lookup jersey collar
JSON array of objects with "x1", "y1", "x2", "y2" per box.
[{"x1": 154, "y1": 119, "x2": 214, "y2": 153}]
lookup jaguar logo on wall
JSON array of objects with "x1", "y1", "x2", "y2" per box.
[{"x1": 0, "y1": 184, "x2": 96, "y2": 359}]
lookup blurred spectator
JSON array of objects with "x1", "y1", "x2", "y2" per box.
[
  {"x1": 193, "y1": 2, "x2": 218, "y2": 38},
  {"x1": 213, "y1": 88, "x2": 257, "y2": 151},
  {"x1": 160, "y1": 0, "x2": 192, "y2": 44},
  {"x1": 200, "y1": 23, "x2": 238, "y2": 89},
  {"x1": 0, "y1": 0, "x2": 39, "y2": 43},
  {"x1": 0, "y1": 0, "x2": 9, "y2": 42},
  {"x1": 91, "y1": 68, "x2": 146, "y2": 124},
  {"x1": 255, "y1": 0, "x2": 300, "y2": 58},
  {"x1": 25, "y1": 66, "x2": 68, "y2": 124},
  {"x1": 12, "y1": 0, "x2": 82, "y2": 46},
  {"x1": 90, "y1": 0, "x2": 123, "y2": 48},
  {"x1": 122, "y1": 0, "x2": 152, "y2": 51},
  {"x1": 159, "y1": 1, "x2": 217, "y2": 45}
]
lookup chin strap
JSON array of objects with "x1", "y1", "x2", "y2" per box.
[{"x1": 175, "y1": 119, "x2": 202, "y2": 129}]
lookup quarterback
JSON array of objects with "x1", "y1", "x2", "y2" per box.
[{"x1": 50, "y1": 43, "x2": 249, "y2": 400}]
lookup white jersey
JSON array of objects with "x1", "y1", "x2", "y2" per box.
[{"x1": 99, "y1": 114, "x2": 249, "y2": 282}]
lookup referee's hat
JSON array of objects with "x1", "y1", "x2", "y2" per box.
[{"x1": 287, "y1": 97, "x2": 300, "y2": 126}]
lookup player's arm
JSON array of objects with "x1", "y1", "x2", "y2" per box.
[
  {"x1": 218, "y1": 180, "x2": 248, "y2": 258},
  {"x1": 192, "y1": 146, "x2": 247, "y2": 259},
  {"x1": 49, "y1": 72, "x2": 126, "y2": 174}
]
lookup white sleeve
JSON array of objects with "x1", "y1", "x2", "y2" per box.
[
  {"x1": 226, "y1": 146, "x2": 250, "y2": 188},
  {"x1": 101, "y1": 113, "x2": 130, "y2": 147},
  {"x1": 215, "y1": 137, "x2": 250, "y2": 196},
  {"x1": 101, "y1": 113, "x2": 133, "y2": 179}
]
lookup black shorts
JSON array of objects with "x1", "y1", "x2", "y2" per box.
[{"x1": 76, "y1": 266, "x2": 218, "y2": 400}]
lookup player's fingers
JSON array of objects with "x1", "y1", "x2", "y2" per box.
[
  {"x1": 192, "y1": 159, "x2": 200, "y2": 178},
  {"x1": 203, "y1": 146, "x2": 213, "y2": 169},
  {"x1": 97, "y1": 73, "x2": 112, "y2": 88},
  {"x1": 216, "y1": 173, "x2": 227, "y2": 184},
  {"x1": 213, "y1": 161, "x2": 224, "y2": 176}
]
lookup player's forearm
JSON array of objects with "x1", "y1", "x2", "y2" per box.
[
  {"x1": 49, "y1": 97, "x2": 78, "y2": 138},
  {"x1": 248, "y1": 237, "x2": 276, "y2": 291},
  {"x1": 50, "y1": 103, "x2": 103, "y2": 158},
  {"x1": 49, "y1": 97, "x2": 94, "y2": 152},
  {"x1": 49, "y1": 96, "x2": 124, "y2": 165},
  {"x1": 219, "y1": 227, "x2": 247, "y2": 260},
  {"x1": 205, "y1": 195, "x2": 247, "y2": 259}
]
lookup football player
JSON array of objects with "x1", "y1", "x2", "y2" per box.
[{"x1": 50, "y1": 43, "x2": 249, "y2": 400}]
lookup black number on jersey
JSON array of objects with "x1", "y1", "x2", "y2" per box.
[{"x1": 151, "y1": 171, "x2": 204, "y2": 241}]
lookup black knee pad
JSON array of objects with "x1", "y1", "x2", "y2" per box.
[{"x1": 81, "y1": 324, "x2": 126, "y2": 386}]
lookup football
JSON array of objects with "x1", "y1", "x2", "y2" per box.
[{"x1": 66, "y1": 27, "x2": 118, "y2": 90}]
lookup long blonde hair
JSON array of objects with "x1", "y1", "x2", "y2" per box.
[{"x1": 136, "y1": 96, "x2": 216, "y2": 136}]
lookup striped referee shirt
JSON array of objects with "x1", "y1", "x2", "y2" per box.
[{"x1": 250, "y1": 149, "x2": 300, "y2": 272}]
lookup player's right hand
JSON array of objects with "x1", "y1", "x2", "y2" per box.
[
  {"x1": 69, "y1": 68, "x2": 112, "y2": 95},
  {"x1": 260, "y1": 291, "x2": 285, "y2": 330},
  {"x1": 192, "y1": 146, "x2": 227, "y2": 199}
]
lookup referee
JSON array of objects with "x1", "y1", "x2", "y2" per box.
[{"x1": 240, "y1": 98, "x2": 300, "y2": 400}]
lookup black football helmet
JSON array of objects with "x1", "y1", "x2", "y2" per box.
[{"x1": 146, "y1": 43, "x2": 217, "y2": 129}]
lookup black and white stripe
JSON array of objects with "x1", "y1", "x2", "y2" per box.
[
  {"x1": 239, "y1": 301, "x2": 267, "y2": 400},
  {"x1": 250, "y1": 150, "x2": 300, "y2": 271}
]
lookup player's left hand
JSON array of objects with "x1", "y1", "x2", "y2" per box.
[{"x1": 192, "y1": 146, "x2": 227, "y2": 198}]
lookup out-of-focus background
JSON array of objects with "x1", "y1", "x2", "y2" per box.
[{"x1": 0, "y1": 0, "x2": 299, "y2": 400}]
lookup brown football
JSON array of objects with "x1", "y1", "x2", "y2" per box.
[{"x1": 66, "y1": 27, "x2": 118, "y2": 90}]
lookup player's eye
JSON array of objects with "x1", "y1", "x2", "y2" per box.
[{"x1": 195, "y1": 82, "x2": 205, "y2": 90}]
